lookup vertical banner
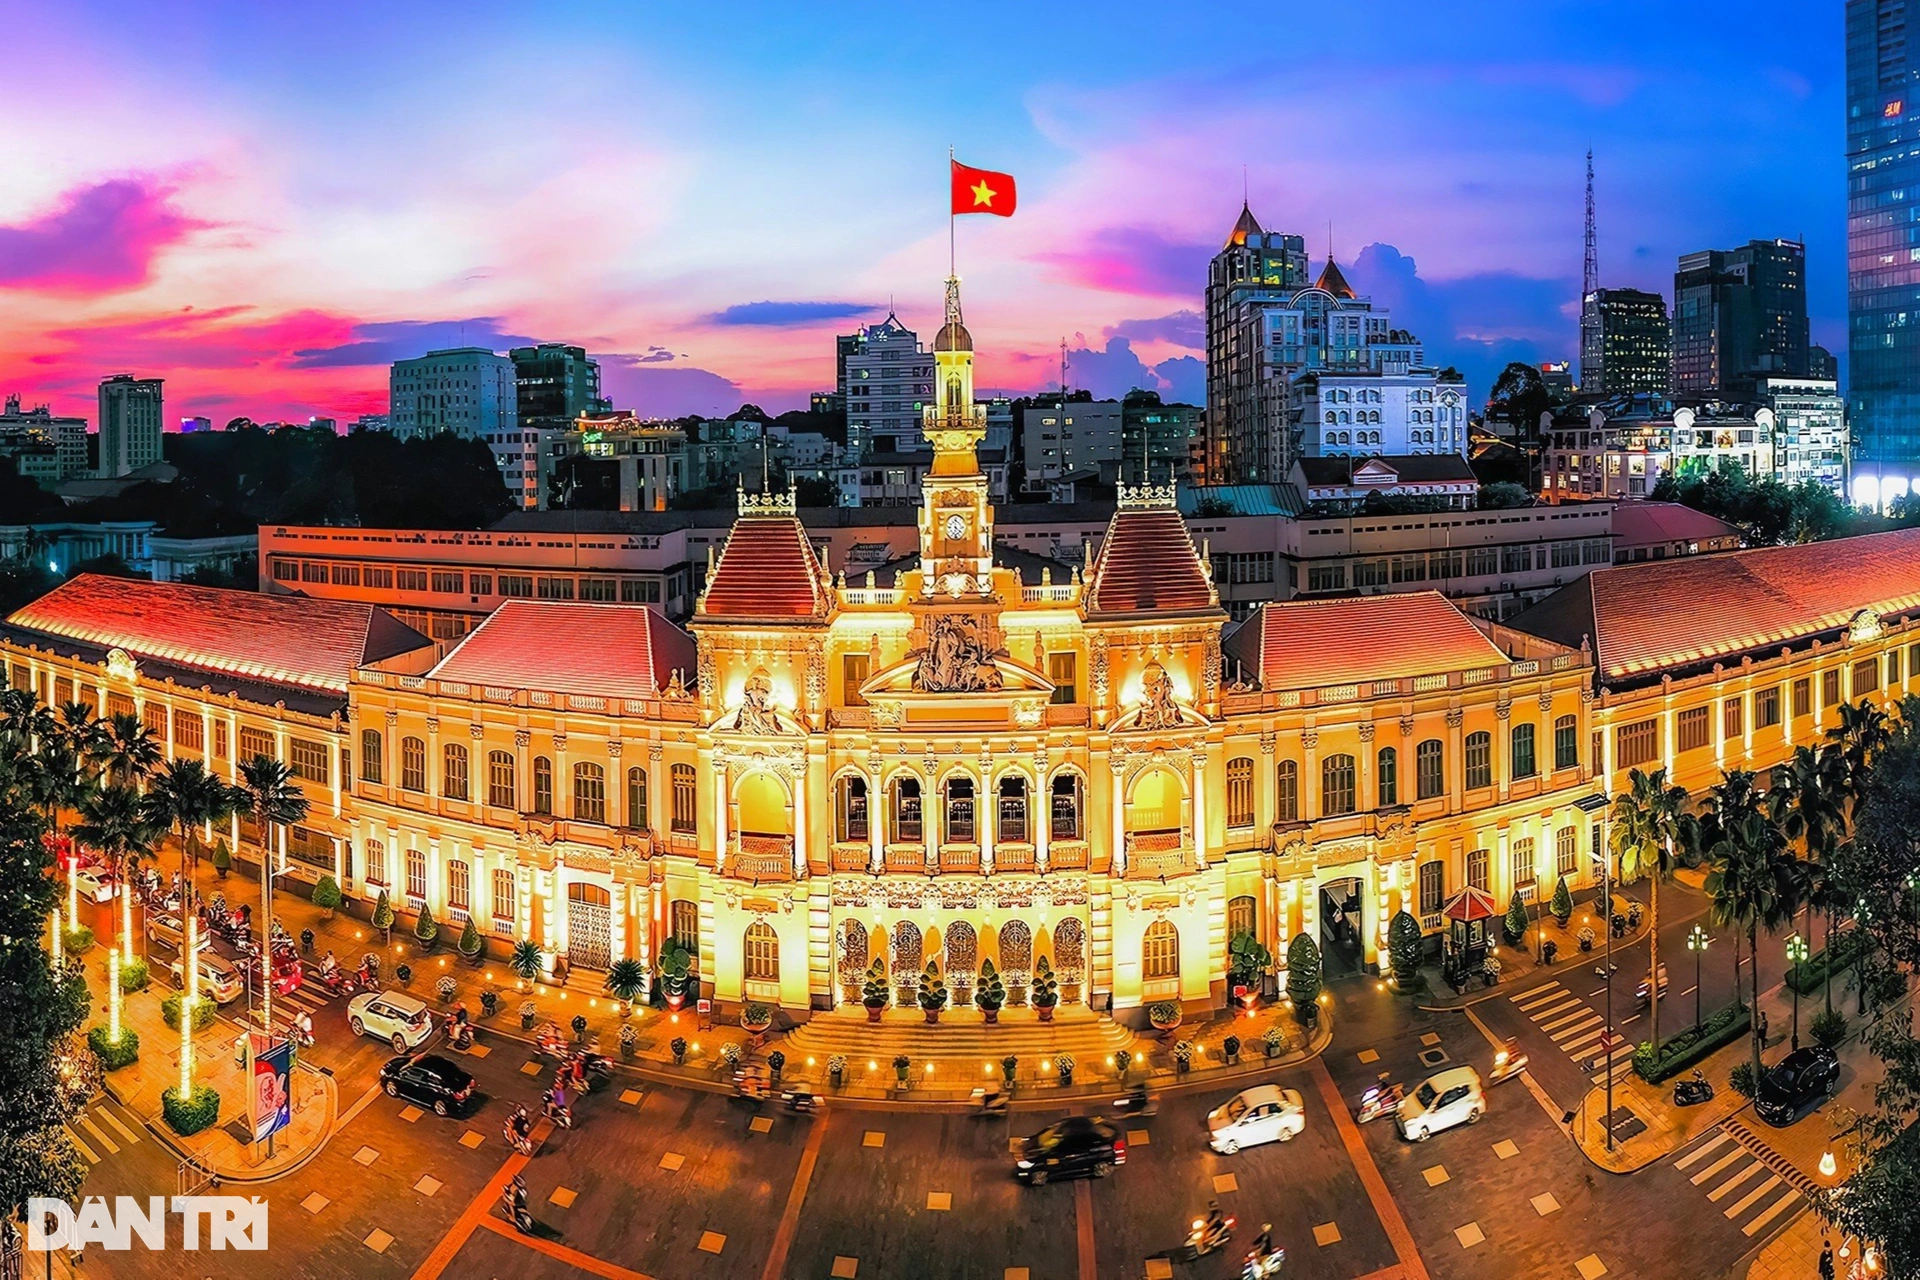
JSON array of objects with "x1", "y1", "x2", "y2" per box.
[{"x1": 248, "y1": 1035, "x2": 293, "y2": 1143}]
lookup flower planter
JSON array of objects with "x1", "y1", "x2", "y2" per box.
[
  {"x1": 1147, "y1": 1003, "x2": 1183, "y2": 1035},
  {"x1": 865, "y1": 1003, "x2": 885, "y2": 1023},
  {"x1": 982, "y1": 1008, "x2": 999, "y2": 1024},
  {"x1": 1034, "y1": 1002, "x2": 1056, "y2": 1023},
  {"x1": 923, "y1": 1008, "x2": 941, "y2": 1025},
  {"x1": 830, "y1": 1066, "x2": 844, "y2": 1088}
]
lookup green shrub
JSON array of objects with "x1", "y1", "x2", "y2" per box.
[
  {"x1": 917, "y1": 960, "x2": 948, "y2": 1012},
  {"x1": 1388, "y1": 910, "x2": 1423, "y2": 987},
  {"x1": 1030, "y1": 955, "x2": 1058, "y2": 1008},
  {"x1": 458, "y1": 915, "x2": 483, "y2": 960},
  {"x1": 61, "y1": 925, "x2": 94, "y2": 956},
  {"x1": 1730, "y1": 1061, "x2": 1757, "y2": 1098},
  {"x1": 86, "y1": 1024, "x2": 140, "y2": 1071},
  {"x1": 160, "y1": 992, "x2": 217, "y2": 1033},
  {"x1": 510, "y1": 939, "x2": 545, "y2": 985},
  {"x1": 311, "y1": 874, "x2": 343, "y2": 915},
  {"x1": 1227, "y1": 929, "x2": 1271, "y2": 990},
  {"x1": 413, "y1": 903, "x2": 439, "y2": 951},
  {"x1": 1503, "y1": 892, "x2": 1528, "y2": 947},
  {"x1": 1810, "y1": 1006, "x2": 1849, "y2": 1050},
  {"x1": 161, "y1": 1084, "x2": 220, "y2": 1136},
  {"x1": 1285, "y1": 933, "x2": 1322, "y2": 1014},
  {"x1": 395, "y1": 963, "x2": 412, "y2": 987},
  {"x1": 210, "y1": 841, "x2": 231, "y2": 875},
  {"x1": 657, "y1": 939, "x2": 694, "y2": 1003},
  {"x1": 370, "y1": 889, "x2": 395, "y2": 936},
  {"x1": 1550, "y1": 876, "x2": 1573, "y2": 927},
  {"x1": 974, "y1": 959, "x2": 1006, "y2": 1012},
  {"x1": 117, "y1": 955, "x2": 150, "y2": 993},
  {"x1": 1786, "y1": 929, "x2": 1870, "y2": 996},
  {"x1": 1631, "y1": 1002, "x2": 1749, "y2": 1083},
  {"x1": 860, "y1": 956, "x2": 890, "y2": 1008}
]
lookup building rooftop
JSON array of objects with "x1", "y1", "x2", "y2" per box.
[
  {"x1": 1223, "y1": 591, "x2": 1511, "y2": 690},
  {"x1": 428, "y1": 601, "x2": 695, "y2": 702},
  {"x1": 697, "y1": 515, "x2": 830, "y2": 623},
  {"x1": 1225, "y1": 201, "x2": 1263, "y2": 248},
  {"x1": 1085, "y1": 505, "x2": 1216, "y2": 618},
  {"x1": 1507, "y1": 527, "x2": 1920, "y2": 682},
  {"x1": 1295, "y1": 455, "x2": 1478, "y2": 487},
  {"x1": 1313, "y1": 258, "x2": 1357, "y2": 300},
  {"x1": 5, "y1": 574, "x2": 430, "y2": 696},
  {"x1": 1608, "y1": 500, "x2": 1744, "y2": 549}
]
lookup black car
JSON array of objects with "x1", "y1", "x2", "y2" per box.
[
  {"x1": 1013, "y1": 1116, "x2": 1126, "y2": 1185},
  {"x1": 379, "y1": 1053, "x2": 476, "y2": 1116},
  {"x1": 1754, "y1": 1046, "x2": 1840, "y2": 1126}
]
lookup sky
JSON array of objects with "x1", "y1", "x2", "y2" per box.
[{"x1": 0, "y1": 1, "x2": 1847, "y2": 426}]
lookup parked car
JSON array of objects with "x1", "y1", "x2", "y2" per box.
[
  {"x1": 379, "y1": 1053, "x2": 476, "y2": 1117},
  {"x1": 148, "y1": 913, "x2": 209, "y2": 957},
  {"x1": 347, "y1": 990, "x2": 435, "y2": 1053},
  {"x1": 167, "y1": 951, "x2": 244, "y2": 1004},
  {"x1": 71, "y1": 865, "x2": 113, "y2": 904},
  {"x1": 1396, "y1": 1067, "x2": 1486, "y2": 1142},
  {"x1": 1207, "y1": 1084, "x2": 1306, "y2": 1154},
  {"x1": 1013, "y1": 1116, "x2": 1126, "y2": 1185},
  {"x1": 1755, "y1": 1046, "x2": 1840, "y2": 1127},
  {"x1": 1634, "y1": 964, "x2": 1670, "y2": 1007}
]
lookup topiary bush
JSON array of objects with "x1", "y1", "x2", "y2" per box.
[
  {"x1": 1226, "y1": 929, "x2": 1271, "y2": 992},
  {"x1": 1550, "y1": 876, "x2": 1574, "y2": 928},
  {"x1": 413, "y1": 903, "x2": 440, "y2": 952},
  {"x1": 371, "y1": 889, "x2": 395, "y2": 940},
  {"x1": 117, "y1": 955, "x2": 150, "y2": 993},
  {"x1": 86, "y1": 1025, "x2": 140, "y2": 1071},
  {"x1": 161, "y1": 1084, "x2": 220, "y2": 1136},
  {"x1": 1388, "y1": 910, "x2": 1424, "y2": 988},
  {"x1": 458, "y1": 915, "x2": 484, "y2": 963},
  {"x1": 1285, "y1": 933, "x2": 1322, "y2": 1019},
  {"x1": 211, "y1": 841, "x2": 232, "y2": 878},
  {"x1": 161, "y1": 992, "x2": 217, "y2": 1034},
  {"x1": 917, "y1": 960, "x2": 948, "y2": 1013},
  {"x1": 973, "y1": 959, "x2": 1006, "y2": 1014},
  {"x1": 311, "y1": 874, "x2": 343, "y2": 919},
  {"x1": 1503, "y1": 891, "x2": 1528, "y2": 947}
]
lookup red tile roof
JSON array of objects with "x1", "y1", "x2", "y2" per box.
[
  {"x1": 1086, "y1": 508, "x2": 1217, "y2": 617},
  {"x1": 6, "y1": 574, "x2": 429, "y2": 694},
  {"x1": 1608, "y1": 500, "x2": 1743, "y2": 550},
  {"x1": 1509, "y1": 526, "x2": 1920, "y2": 680},
  {"x1": 429, "y1": 601, "x2": 695, "y2": 701},
  {"x1": 1224, "y1": 591, "x2": 1510, "y2": 689},
  {"x1": 699, "y1": 516, "x2": 829, "y2": 622}
]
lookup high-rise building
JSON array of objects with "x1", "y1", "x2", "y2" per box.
[
  {"x1": 1672, "y1": 239, "x2": 1809, "y2": 394},
  {"x1": 509, "y1": 344, "x2": 606, "y2": 429},
  {"x1": 1579, "y1": 289, "x2": 1672, "y2": 396},
  {"x1": 1, "y1": 395, "x2": 88, "y2": 479},
  {"x1": 1848, "y1": 0, "x2": 1920, "y2": 499},
  {"x1": 1757, "y1": 376, "x2": 1849, "y2": 494},
  {"x1": 389, "y1": 347, "x2": 525, "y2": 501},
  {"x1": 179, "y1": 416, "x2": 212, "y2": 434},
  {"x1": 838, "y1": 315, "x2": 931, "y2": 455},
  {"x1": 1291, "y1": 370, "x2": 1469, "y2": 460},
  {"x1": 97, "y1": 375, "x2": 164, "y2": 478},
  {"x1": 1809, "y1": 344, "x2": 1839, "y2": 381}
]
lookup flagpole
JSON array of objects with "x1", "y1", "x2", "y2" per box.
[{"x1": 948, "y1": 145, "x2": 956, "y2": 280}]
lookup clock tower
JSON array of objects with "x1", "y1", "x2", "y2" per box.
[{"x1": 916, "y1": 275, "x2": 994, "y2": 597}]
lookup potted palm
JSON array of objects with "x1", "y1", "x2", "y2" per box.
[
  {"x1": 973, "y1": 959, "x2": 1006, "y2": 1023},
  {"x1": 861, "y1": 957, "x2": 890, "y2": 1021},
  {"x1": 917, "y1": 960, "x2": 948, "y2": 1024},
  {"x1": 605, "y1": 958, "x2": 649, "y2": 1017},
  {"x1": 509, "y1": 939, "x2": 544, "y2": 992},
  {"x1": 1031, "y1": 956, "x2": 1059, "y2": 1023}
]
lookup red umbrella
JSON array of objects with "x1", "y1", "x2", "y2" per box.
[{"x1": 1441, "y1": 886, "x2": 1500, "y2": 923}]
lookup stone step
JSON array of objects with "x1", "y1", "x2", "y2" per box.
[{"x1": 781, "y1": 1007, "x2": 1138, "y2": 1063}]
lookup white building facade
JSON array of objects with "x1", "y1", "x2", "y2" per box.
[
  {"x1": 97, "y1": 376, "x2": 163, "y2": 478},
  {"x1": 1757, "y1": 376, "x2": 1848, "y2": 494},
  {"x1": 1292, "y1": 371, "x2": 1469, "y2": 460},
  {"x1": 1021, "y1": 400, "x2": 1124, "y2": 484},
  {"x1": 840, "y1": 317, "x2": 932, "y2": 456},
  {"x1": 388, "y1": 347, "x2": 522, "y2": 496}
]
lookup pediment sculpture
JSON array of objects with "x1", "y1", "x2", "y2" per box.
[{"x1": 912, "y1": 613, "x2": 1004, "y2": 692}]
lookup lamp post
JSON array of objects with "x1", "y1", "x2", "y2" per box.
[
  {"x1": 1786, "y1": 933, "x2": 1809, "y2": 1050},
  {"x1": 1686, "y1": 925, "x2": 1709, "y2": 1032},
  {"x1": 1574, "y1": 791, "x2": 1613, "y2": 1151}
]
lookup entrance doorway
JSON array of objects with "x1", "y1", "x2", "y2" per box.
[
  {"x1": 1319, "y1": 877, "x2": 1366, "y2": 978},
  {"x1": 567, "y1": 883, "x2": 612, "y2": 971}
]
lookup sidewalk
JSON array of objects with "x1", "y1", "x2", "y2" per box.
[
  {"x1": 75, "y1": 942, "x2": 336, "y2": 1182},
  {"x1": 1414, "y1": 880, "x2": 1656, "y2": 1010}
]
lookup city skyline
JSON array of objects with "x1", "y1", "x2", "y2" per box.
[{"x1": 0, "y1": 1, "x2": 1847, "y2": 426}]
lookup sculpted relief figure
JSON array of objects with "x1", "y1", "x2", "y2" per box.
[
  {"x1": 913, "y1": 613, "x2": 1003, "y2": 692},
  {"x1": 737, "y1": 667, "x2": 781, "y2": 734},
  {"x1": 1135, "y1": 660, "x2": 1182, "y2": 730}
]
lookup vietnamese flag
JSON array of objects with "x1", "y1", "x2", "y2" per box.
[{"x1": 951, "y1": 159, "x2": 1016, "y2": 217}]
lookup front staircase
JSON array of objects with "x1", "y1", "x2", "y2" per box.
[{"x1": 780, "y1": 1003, "x2": 1138, "y2": 1078}]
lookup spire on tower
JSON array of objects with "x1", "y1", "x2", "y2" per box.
[{"x1": 1583, "y1": 148, "x2": 1598, "y2": 300}]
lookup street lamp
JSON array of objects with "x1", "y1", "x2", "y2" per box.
[
  {"x1": 1686, "y1": 925, "x2": 1709, "y2": 1032},
  {"x1": 1787, "y1": 934, "x2": 1809, "y2": 1050},
  {"x1": 1574, "y1": 791, "x2": 1612, "y2": 1151}
]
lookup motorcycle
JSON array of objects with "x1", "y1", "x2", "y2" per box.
[
  {"x1": 971, "y1": 1087, "x2": 1009, "y2": 1118},
  {"x1": 541, "y1": 1097, "x2": 574, "y2": 1129},
  {"x1": 781, "y1": 1089, "x2": 820, "y2": 1114},
  {"x1": 1673, "y1": 1070, "x2": 1715, "y2": 1107},
  {"x1": 449, "y1": 1022, "x2": 474, "y2": 1052},
  {"x1": 534, "y1": 1024, "x2": 568, "y2": 1058},
  {"x1": 1112, "y1": 1086, "x2": 1159, "y2": 1118},
  {"x1": 502, "y1": 1113, "x2": 534, "y2": 1154},
  {"x1": 1187, "y1": 1214, "x2": 1236, "y2": 1259},
  {"x1": 1354, "y1": 1083, "x2": 1403, "y2": 1124},
  {"x1": 1488, "y1": 1039, "x2": 1528, "y2": 1086},
  {"x1": 501, "y1": 1183, "x2": 535, "y2": 1234},
  {"x1": 316, "y1": 966, "x2": 358, "y2": 997},
  {"x1": 572, "y1": 1051, "x2": 612, "y2": 1087},
  {"x1": 1243, "y1": 1246, "x2": 1287, "y2": 1279}
]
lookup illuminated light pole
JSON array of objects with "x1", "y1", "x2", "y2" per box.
[
  {"x1": 121, "y1": 874, "x2": 134, "y2": 966},
  {"x1": 52, "y1": 906, "x2": 63, "y2": 969},
  {"x1": 66, "y1": 856, "x2": 77, "y2": 923},
  {"x1": 1786, "y1": 934, "x2": 1809, "y2": 1050},
  {"x1": 180, "y1": 919, "x2": 197, "y2": 1096},
  {"x1": 1686, "y1": 925, "x2": 1709, "y2": 1032},
  {"x1": 107, "y1": 950, "x2": 122, "y2": 1045}
]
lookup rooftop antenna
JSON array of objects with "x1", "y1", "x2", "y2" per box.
[
  {"x1": 1583, "y1": 148, "x2": 1599, "y2": 301},
  {"x1": 1242, "y1": 164, "x2": 1248, "y2": 206}
]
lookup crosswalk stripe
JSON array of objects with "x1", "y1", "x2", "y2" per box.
[
  {"x1": 1528, "y1": 998, "x2": 1583, "y2": 1022},
  {"x1": 1723, "y1": 1174, "x2": 1780, "y2": 1219},
  {"x1": 1742, "y1": 1189, "x2": 1802, "y2": 1236},
  {"x1": 97, "y1": 1105, "x2": 141, "y2": 1145},
  {"x1": 1541, "y1": 1007, "x2": 1598, "y2": 1033},
  {"x1": 1511, "y1": 984, "x2": 1565, "y2": 1009},
  {"x1": 1550, "y1": 1015, "x2": 1604, "y2": 1042},
  {"x1": 65, "y1": 1126, "x2": 99, "y2": 1164},
  {"x1": 1560, "y1": 1027, "x2": 1607, "y2": 1053},
  {"x1": 77, "y1": 1116, "x2": 118, "y2": 1156},
  {"x1": 1708, "y1": 1160, "x2": 1768, "y2": 1202}
]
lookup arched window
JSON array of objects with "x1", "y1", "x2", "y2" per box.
[
  {"x1": 1128, "y1": 766, "x2": 1182, "y2": 833},
  {"x1": 1000, "y1": 920, "x2": 1033, "y2": 985},
  {"x1": 573, "y1": 762, "x2": 606, "y2": 823},
  {"x1": 945, "y1": 921, "x2": 977, "y2": 994},
  {"x1": 669, "y1": 899, "x2": 698, "y2": 950},
  {"x1": 1053, "y1": 918, "x2": 1086, "y2": 985},
  {"x1": 670, "y1": 763, "x2": 696, "y2": 833},
  {"x1": 1226, "y1": 756, "x2": 1254, "y2": 827},
  {"x1": 1227, "y1": 894, "x2": 1257, "y2": 940},
  {"x1": 736, "y1": 771, "x2": 789, "y2": 837},
  {"x1": 442, "y1": 743, "x2": 469, "y2": 801},
  {"x1": 890, "y1": 776, "x2": 923, "y2": 843},
  {"x1": 1467, "y1": 847, "x2": 1490, "y2": 891},
  {"x1": 1143, "y1": 920, "x2": 1180, "y2": 981},
  {"x1": 1377, "y1": 746, "x2": 1398, "y2": 806},
  {"x1": 1325, "y1": 410, "x2": 1336, "y2": 425},
  {"x1": 364, "y1": 838, "x2": 386, "y2": 886},
  {"x1": 996, "y1": 775, "x2": 1029, "y2": 844},
  {"x1": 836, "y1": 919, "x2": 868, "y2": 987},
  {"x1": 532, "y1": 756, "x2": 553, "y2": 814},
  {"x1": 1050, "y1": 773, "x2": 1082, "y2": 841},
  {"x1": 405, "y1": 847, "x2": 426, "y2": 901},
  {"x1": 1511, "y1": 723, "x2": 1537, "y2": 780},
  {"x1": 447, "y1": 859, "x2": 470, "y2": 916},
  {"x1": 1276, "y1": 759, "x2": 1299, "y2": 823},
  {"x1": 1416, "y1": 739, "x2": 1444, "y2": 799},
  {"x1": 627, "y1": 766, "x2": 648, "y2": 829},
  {"x1": 1322, "y1": 753, "x2": 1356, "y2": 816},
  {"x1": 944, "y1": 775, "x2": 976, "y2": 844},
  {"x1": 491, "y1": 868, "x2": 514, "y2": 925},
  {"x1": 360, "y1": 729, "x2": 383, "y2": 784},
  {"x1": 1464, "y1": 731, "x2": 1492, "y2": 790},
  {"x1": 401, "y1": 736, "x2": 426, "y2": 792},
  {"x1": 487, "y1": 751, "x2": 515, "y2": 809},
  {"x1": 743, "y1": 921, "x2": 779, "y2": 983},
  {"x1": 836, "y1": 775, "x2": 868, "y2": 843}
]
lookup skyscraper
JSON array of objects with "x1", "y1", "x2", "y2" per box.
[
  {"x1": 96, "y1": 375, "x2": 164, "y2": 478},
  {"x1": 1672, "y1": 240, "x2": 1809, "y2": 394},
  {"x1": 1847, "y1": 0, "x2": 1920, "y2": 499},
  {"x1": 509, "y1": 343, "x2": 605, "y2": 429},
  {"x1": 1579, "y1": 289, "x2": 1672, "y2": 396},
  {"x1": 1205, "y1": 204, "x2": 1308, "y2": 483},
  {"x1": 838, "y1": 315, "x2": 931, "y2": 456}
]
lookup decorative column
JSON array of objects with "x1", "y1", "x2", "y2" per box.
[
  {"x1": 1189, "y1": 748, "x2": 1209, "y2": 869},
  {"x1": 978, "y1": 751, "x2": 994, "y2": 875},
  {"x1": 1495, "y1": 702, "x2": 1512, "y2": 801},
  {"x1": 868, "y1": 757, "x2": 885, "y2": 873},
  {"x1": 712, "y1": 752, "x2": 729, "y2": 873},
  {"x1": 790, "y1": 755, "x2": 808, "y2": 879},
  {"x1": 1300, "y1": 729, "x2": 1319, "y2": 822},
  {"x1": 1358, "y1": 723, "x2": 1376, "y2": 808},
  {"x1": 1034, "y1": 750, "x2": 1050, "y2": 872},
  {"x1": 648, "y1": 744, "x2": 664, "y2": 836},
  {"x1": 607, "y1": 740, "x2": 625, "y2": 829},
  {"x1": 514, "y1": 730, "x2": 531, "y2": 812},
  {"x1": 1445, "y1": 707, "x2": 1464, "y2": 811},
  {"x1": 1258, "y1": 731, "x2": 1276, "y2": 826},
  {"x1": 426, "y1": 718, "x2": 441, "y2": 803},
  {"x1": 1109, "y1": 753, "x2": 1127, "y2": 878},
  {"x1": 552, "y1": 733, "x2": 569, "y2": 820}
]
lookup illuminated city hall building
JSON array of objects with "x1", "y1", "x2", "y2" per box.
[{"x1": 8, "y1": 286, "x2": 1920, "y2": 1022}]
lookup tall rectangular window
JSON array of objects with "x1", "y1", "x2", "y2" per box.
[
  {"x1": 1376, "y1": 747, "x2": 1398, "y2": 806},
  {"x1": 1723, "y1": 697, "x2": 1744, "y2": 742},
  {"x1": 1464, "y1": 731, "x2": 1492, "y2": 790},
  {"x1": 239, "y1": 726, "x2": 275, "y2": 763},
  {"x1": 1756, "y1": 686, "x2": 1781, "y2": 730},
  {"x1": 492, "y1": 868, "x2": 515, "y2": 924},
  {"x1": 1554, "y1": 715, "x2": 1577, "y2": 770},
  {"x1": 1418, "y1": 860, "x2": 1444, "y2": 916},
  {"x1": 1226, "y1": 757, "x2": 1255, "y2": 828},
  {"x1": 1416, "y1": 740, "x2": 1444, "y2": 799},
  {"x1": 1510, "y1": 839, "x2": 1536, "y2": 898},
  {"x1": 1555, "y1": 826, "x2": 1577, "y2": 878},
  {"x1": 488, "y1": 752, "x2": 515, "y2": 808},
  {"x1": 1793, "y1": 677, "x2": 1811, "y2": 718},
  {"x1": 405, "y1": 848, "x2": 426, "y2": 901},
  {"x1": 1510, "y1": 724, "x2": 1536, "y2": 779},
  {"x1": 1677, "y1": 706, "x2": 1710, "y2": 752},
  {"x1": 1823, "y1": 669, "x2": 1842, "y2": 708},
  {"x1": 289, "y1": 738, "x2": 329, "y2": 784},
  {"x1": 1854, "y1": 658, "x2": 1880, "y2": 697},
  {"x1": 1274, "y1": 760, "x2": 1298, "y2": 823},
  {"x1": 671, "y1": 763, "x2": 697, "y2": 833},
  {"x1": 443, "y1": 744, "x2": 469, "y2": 801},
  {"x1": 175, "y1": 712, "x2": 204, "y2": 752},
  {"x1": 447, "y1": 860, "x2": 470, "y2": 916},
  {"x1": 401, "y1": 737, "x2": 426, "y2": 792},
  {"x1": 1467, "y1": 848, "x2": 1490, "y2": 892},
  {"x1": 1616, "y1": 719, "x2": 1657, "y2": 768},
  {"x1": 841, "y1": 653, "x2": 869, "y2": 707},
  {"x1": 360, "y1": 729, "x2": 383, "y2": 783},
  {"x1": 1048, "y1": 653, "x2": 1077, "y2": 705}
]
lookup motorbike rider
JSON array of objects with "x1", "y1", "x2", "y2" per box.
[
  {"x1": 1126, "y1": 1081, "x2": 1148, "y2": 1109},
  {"x1": 567, "y1": 1052, "x2": 588, "y2": 1092},
  {"x1": 504, "y1": 1103, "x2": 531, "y2": 1150},
  {"x1": 501, "y1": 1174, "x2": 529, "y2": 1224},
  {"x1": 320, "y1": 951, "x2": 339, "y2": 980},
  {"x1": 293, "y1": 1010, "x2": 313, "y2": 1047},
  {"x1": 1204, "y1": 1199, "x2": 1227, "y2": 1242},
  {"x1": 544, "y1": 1083, "x2": 570, "y2": 1123},
  {"x1": 1252, "y1": 1222, "x2": 1274, "y2": 1257}
]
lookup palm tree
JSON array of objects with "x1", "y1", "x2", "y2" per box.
[
  {"x1": 57, "y1": 700, "x2": 104, "y2": 762},
  {"x1": 1770, "y1": 744, "x2": 1849, "y2": 1013},
  {"x1": 237, "y1": 755, "x2": 310, "y2": 1028},
  {"x1": 147, "y1": 758, "x2": 244, "y2": 924},
  {"x1": 1702, "y1": 769, "x2": 1803, "y2": 1082},
  {"x1": 1609, "y1": 767, "x2": 1693, "y2": 1060},
  {"x1": 72, "y1": 782, "x2": 162, "y2": 965},
  {"x1": 94, "y1": 712, "x2": 160, "y2": 791},
  {"x1": 0, "y1": 684, "x2": 56, "y2": 753}
]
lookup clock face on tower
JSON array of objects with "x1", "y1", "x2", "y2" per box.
[{"x1": 944, "y1": 513, "x2": 966, "y2": 542}]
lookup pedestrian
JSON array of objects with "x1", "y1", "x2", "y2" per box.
[
  {"x1": 1759, "y1": 1009, "x2": 1770, "y2": 1044},
  {"x1": 1820, "y1": 1238, "x2": 1835, "y2": 1280}
]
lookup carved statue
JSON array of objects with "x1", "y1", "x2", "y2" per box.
[
  {"x1": 912, "y1": 613, "x2": 1003, "y2": 692},
  {"x1": 1135, "y1": 661, "x2": 1182, "y2": 730},
  {"x1": 736, "y1": 668, "x2": 781, "y2": 734}
]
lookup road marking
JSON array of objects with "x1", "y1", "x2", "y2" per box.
[
  {"x1": 1690, "y1": 1149, "x2": 1746, "y2": 1186},
  {"x1": 65, "y1": 1126, "x2": 98, "y2": 1164},
  {"x1": 1511, "y1": 984, "x2": 1564, "y2": 1009},
  {"x1": 476, "y1": 1216, "x2": 657, "y2": 1279},
  {"x1": 97, "y1": 1104, "x2": 141, "y2": 1145},
  {"x1": 1616, "y1": 1014, "x2": 1640, "y2": 1028},
  {"x1": 1723, "y1": 1174, "x2": 1780, "y2": 1219},
  {"x1": 1541, "y1": 1008, "x2": 1599, "y2": 1034},
  {"x1": 1527, "y1": 998, "x2": 1583, "y2": 1023},
  {"x1": 1743, "y1": 1189, "x2": 1802, "y2": 1236},
  {"x1": 77, "y1": 1116, "x2": 118, "y2": 1155},
  {"x1": 1309, "y1": 1055, "x2": 1430, "y2": 1280},
  {"x1": 1707, "y1": 1161, "x2": 1768, "y2": 1202},
  {"x1": 1549, "y1": 1015, "x2": 1604, "y2": 1042},
  {"x1": 1464, "y1": 1006, "x2": 1561, "y2": 1128},
  {"x1": 759, "y1": 1110, "x2": 829, "y2": 1280},
  {"x1": 1075, "y1": 1178, "x2": 1096, "y2": 1280},
  {"x1": 1679, "y1": 985, "x2": 1698, "y2": 998},
  {"x1": 1560, "y1": 1028, "x2": 1606, "y2": 1053}
]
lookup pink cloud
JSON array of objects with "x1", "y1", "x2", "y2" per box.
[
  {"x1": 0, "y1": 177, "x2": 210, "y2": 295},
  {"x1": 1029, "y1": 225, "x2": 1213, "y2": 298}
]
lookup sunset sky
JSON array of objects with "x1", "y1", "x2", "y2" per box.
[{"x1": 0, "y1": 1, "x2": 1845, "y2": 426}]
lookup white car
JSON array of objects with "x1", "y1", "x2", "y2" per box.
[
  {"x1": 71, "y1": 866, "x2": 112, "y2": 904},
  {"x1": 1207, "y1": 1084, "x2": 1306, "y2": 1154},
  {"x1": 1397, "y1": 1066, "x2": 1486, "y2": 1142},
  {"x1": 347, "y1": 990, "x2": 435, "y2": 1053}
]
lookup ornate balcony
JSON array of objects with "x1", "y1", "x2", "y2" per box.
[
  {"x1": 883, "y1": 843, "x2": 926, "y2": 872},
  {"x1": 995, "y1": 843, "x2": 1035, "y2": 872},
  {"x1": 830, "y1": 843, "x2": 870, "y2": 872},
  {"x1": 1049, "y1": 840, "x2": 1089, "y2": 869},
  {"x1": 727, "y1": 833, "x2": 793, "y2": 881},
  {"x1": 1125, "y1": 829, "x2": 1190, "y2": 879},
  {"x1": 938, "y1": 844, "x2": 981, "y2": 874}
]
